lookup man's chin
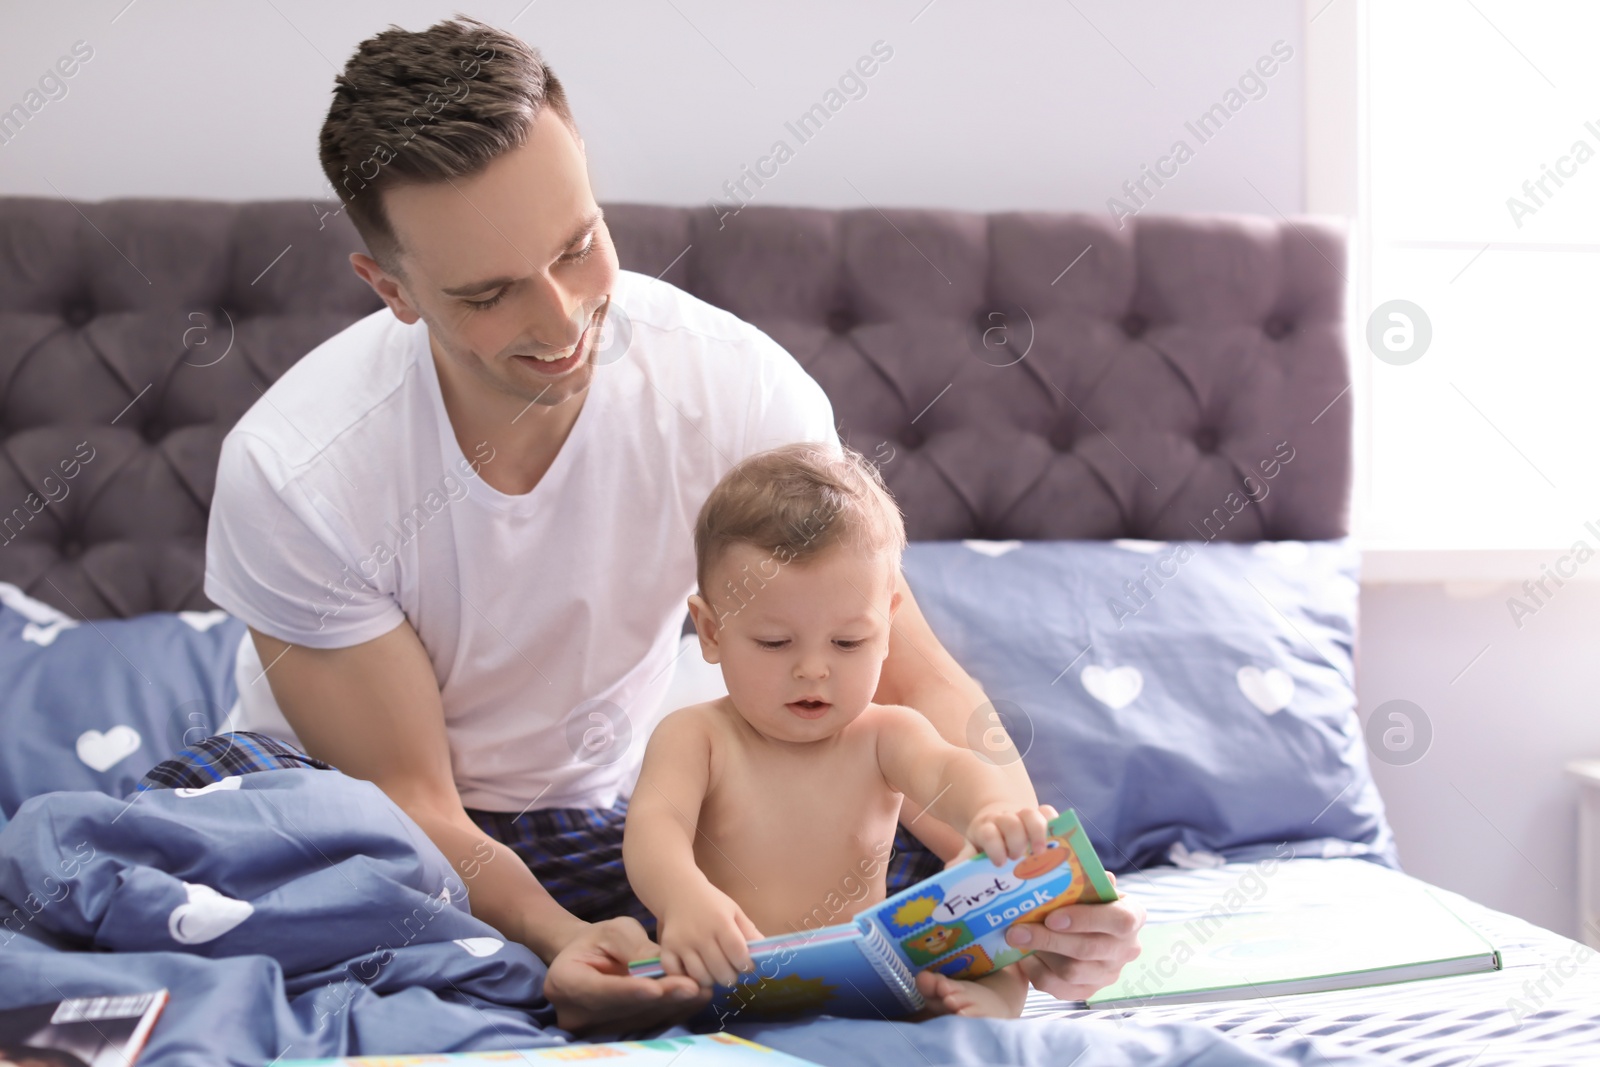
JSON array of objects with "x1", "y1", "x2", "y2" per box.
[{"x1": 507, "y1": 354, "x2": 592, "y2": 406}]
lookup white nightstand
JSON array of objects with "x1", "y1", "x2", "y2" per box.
[{"x1": 1567, "y1": 759, "x2": 1600, "y2": 949}]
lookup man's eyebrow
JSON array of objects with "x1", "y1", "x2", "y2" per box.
[{"x1": 440, "y1": 208, "x2": 604, "y2": 298}]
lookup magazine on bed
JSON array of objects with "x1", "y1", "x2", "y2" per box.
[
  {"x1": 627, "y1": 809, "x2": 1118, "y2": 1021},
  {"x1": 0, "y1": 989, "x2": 168, "y2": 1067},
  {"x1": 280, "y1": 1032, "x2": 821, "y2": 1065},
  {"x1": 1085, "y1": 877, "x2": 1501, "y2": 1008}
]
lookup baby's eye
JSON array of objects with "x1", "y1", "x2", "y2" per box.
[
  {"x1": 754, "y1": 639, "x2": 788, "y2": 650},
  {"x1": 834, "y1": 639, "x2": 864, "y2": 651}
]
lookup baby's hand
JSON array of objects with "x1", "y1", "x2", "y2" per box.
[
  {"x1": 967, "y1": 804, "x2": 1053, "y2": 866},
  {"x1": 657, "y1": 886, "x2": 765, "y2": 988}
]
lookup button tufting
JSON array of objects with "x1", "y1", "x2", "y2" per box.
[
  {"x1": 62, "y1": 303, "x2": 93, "y2": 328},
  {"x1": 60, "y1": 539, "x2": 83, "y2": 559},
  {"x1": 1263, "y1": 316, "x2": 1293, "y2": 340},
  {"x1": 1194, "y1": 427, "x2": 1219, "y2": 453},
  {"x1": 142, "y1": 420, "x2": 165, "y2": 443},
  {"x1": 1048, "y1": 426, "x2": 1074, "y2": 451},
  {"x1": 1119, "y1": 312, "x2": 1147, "y2": 338},
  {"x1": 899, "y1": 426, "x2": 925, "y2": 449},
  {"x1": 826, "y1": 308, "x2": 857, "y2": 334}
]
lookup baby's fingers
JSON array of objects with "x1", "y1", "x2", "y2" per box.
[
  {"x1": 679, "y1": 949, "x2": 715, "y2": 989},
  {"x1": 970, "y1": 821, "x2": 1007, "y2": 865},
  {"x1": 996, "y1": 813, "x2": 1032, "y2": 860},
  {"x1": 716, "y1": 925, "x2": 756, "y2": 978},
  {"x1": 705, "y1": 942, "x2": 743, "y2": 988},
  {"x1": 1020, "y1": 806, "x2": 1051, "y2": 854}
]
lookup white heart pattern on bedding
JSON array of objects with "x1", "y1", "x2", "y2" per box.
[
  {"x1": 75, "y1": 725, "x2": 142, "y2": 771},
  {"x1": 168, "y1": 881, "x2": 254, "y2": 944},
  {"x1": 454, "y1": 937, "x2": 505, "y2": 957},
  {"x1": 21, "y1": 619, "x2": 76, "y2": 646},
  {"x1": 1081, "y1": 664, "x2": 1144, "y2": 709},
  {"x1": 961, "y1": 539, "x2": 1022, "y2": 557},
  {"x1": 1236, "y1": 665, "x2": 1295, "y2": 714},
  {"x1": 174, "y1": 776, "x2": 243, "y2": 798}
]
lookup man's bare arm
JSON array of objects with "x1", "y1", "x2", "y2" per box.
[
  {"x1": 873, "y1": 569, "x2": 1038, "y2": 860},
  {"x1": 247, "y1": 622, "x2": 584, "y2": 962}
]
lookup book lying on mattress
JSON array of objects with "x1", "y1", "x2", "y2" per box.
[
  {"x1": 280, "y1": 1032, "x2": 821, "y2": 1065},
  {"x1": 0, "y1": 989, "x2": 169, "y2": 1067},
  {"x1": 1085, "y1": 876, "x2": 1501, "y2": 1008},
  {"x1": 628, "y1": 809, "x2": 1118, "y2": 1022}
]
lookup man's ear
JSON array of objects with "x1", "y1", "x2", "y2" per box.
[
  {"x1": 686, "y1": 593, "x2": 723, "y2": 664},
  {"x1": 350, "y1": 252, "x2": 420, "y2": 325}
]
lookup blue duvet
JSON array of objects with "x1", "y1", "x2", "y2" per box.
[{"x1": 0, "y1": 771, "x2": 1385, "y2": 1066}]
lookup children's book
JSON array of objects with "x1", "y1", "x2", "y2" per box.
[
  {"x1": 1084, "y1": 877, "x2": 1500, "y2": 1008},
  {"x1": 280, "y1": 1032, "x2": 820, "y2": 1065},
  {"x1": 628, "y1": 809, "x2": 1118, "y2": 1022},
  {"x1": 0, "y1": 989, "x2": 169, "y2": 1067}
]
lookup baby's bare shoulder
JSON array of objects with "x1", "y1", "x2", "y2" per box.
[{"x1": 860, "y1": 701, "x2": 936, "y2": 733}]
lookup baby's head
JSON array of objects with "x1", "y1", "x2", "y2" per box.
[{"x1": 688, "y1": 441, "x2": 907, "y2": 743}]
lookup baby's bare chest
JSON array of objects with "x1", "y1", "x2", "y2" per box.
[{"x1": 694, "y1": 740, "x2": 906, "y2": 930}]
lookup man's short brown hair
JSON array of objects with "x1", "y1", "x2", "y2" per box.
[
  {"x1": 318, "y1": 15, "x2": 577, "y2": 272},
  {"x1": 694, "y1": 442, "x2": 907, "y2": 603}
]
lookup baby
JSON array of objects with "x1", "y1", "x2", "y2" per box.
[{"x1": 622, "y1": 441, "x2": 1052, "y2": 1018}]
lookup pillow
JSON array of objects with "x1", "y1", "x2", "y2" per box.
[
  {"x1": 900, "y1": 539, "x2": 1398, "y2": 872},
  {"x1": 0, "y1": 583, "x2": 246, "y2": 817}
]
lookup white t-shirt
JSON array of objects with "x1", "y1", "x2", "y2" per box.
[{"x1": 206, "y1": 269, "x2": 840, "y2": 812}]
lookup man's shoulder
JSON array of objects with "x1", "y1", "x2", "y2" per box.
[
  {"x1": 226, "y1": 307, "x2": 423, "y2": 482},
  {"x1": 612, "y1": 269, "x2": 783, "y2": 357}
]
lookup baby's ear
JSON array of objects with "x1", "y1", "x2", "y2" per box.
[{"x1": 686, "y1": 593, "x2": 722, "y2": 663}]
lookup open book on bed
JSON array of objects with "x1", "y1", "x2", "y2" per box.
[
  {"x1": 1085, "y1": 875, "x2": 1502, "y2": 1008},
  {"x1": 628, "y1": 809, "x2": 1119, "y2": 1021}
]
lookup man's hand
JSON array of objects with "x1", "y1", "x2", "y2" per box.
[
  {"x1": 543, "y1": 916, "x2": 711, "y2": 1036},
  {"x1": 1006, "y1": 871, "x2": 1145, "y2": 1001},
  {"x1": 656, "y1": 886, "x2": 764, "y2": 988},
  {"x1": 966, "y1": 803, "x2": 1052, "y2": 865}
]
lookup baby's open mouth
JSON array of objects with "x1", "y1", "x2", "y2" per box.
[{"x1": 787, "y1": 698, "x2": 831, "y2": 718}]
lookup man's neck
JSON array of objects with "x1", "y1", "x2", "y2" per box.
[{"x1": 430, "y1": 341, "x2": 589, "y2": 498}]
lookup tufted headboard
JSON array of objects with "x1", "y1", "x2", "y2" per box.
[{"x1": 0, "y1": 198, "x2": 1349, "y2": 619}]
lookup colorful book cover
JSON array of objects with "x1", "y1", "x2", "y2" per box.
[
  {"x1": 280, "y1": 1032, "x2": 821, "y2": 1065},
  {"x1": 628, "y1": 809, "x2": 1118, "y2": 1022}
]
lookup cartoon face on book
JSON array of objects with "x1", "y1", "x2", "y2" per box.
[{"x1": 887, "y1": 828, "x2": 1092, "y2": 979}]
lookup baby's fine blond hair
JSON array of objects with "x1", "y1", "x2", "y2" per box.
[{"x1": 693, "y1": 441, "x2": 906, "y2": 603}]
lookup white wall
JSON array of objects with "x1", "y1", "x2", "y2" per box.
[
  {"x1": 1, "y1": 0, "x2": 1302, "y2": 216},
  {"x1": 1359, "y1": 582, "x2": 1600, "y2": 941},
  {"x1": 10, "y1": 1, "x2": 1592, "y2": 940}
]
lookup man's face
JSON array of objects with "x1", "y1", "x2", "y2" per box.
[
  {"x1": 688, "y1": 542, "x2": 902, "y2": 745},
  {"x1": 359, "y1": 106, "x2": 619, "y2": 412}
]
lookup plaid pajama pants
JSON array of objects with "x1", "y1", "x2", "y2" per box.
[{"x1": 137, "y1": 731, "x2": 947, "y2": 937}]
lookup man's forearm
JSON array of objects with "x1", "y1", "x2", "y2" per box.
[{"x1": 409, "y1": 803, "x2": 587, "y2": 963}]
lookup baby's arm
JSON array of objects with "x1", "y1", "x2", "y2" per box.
[
  {"x1": 622, "y1": 708, "x2": 763, "y2": 987},
  {"x1": 872, "y1": 705, "x2": 1051, "y2": 864}
]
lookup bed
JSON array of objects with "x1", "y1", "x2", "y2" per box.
[{"x1": 1, "y1": 197, "x2": 1595, "y2": 1066}]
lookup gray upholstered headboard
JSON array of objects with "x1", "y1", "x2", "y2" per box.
[{"x1": 0, "y1": 199, "x2": 1349, "y2": 619}]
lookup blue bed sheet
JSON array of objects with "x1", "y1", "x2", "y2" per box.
[{"x1": 0, "y1": 771, "x2": 1390, "y2": 1066}]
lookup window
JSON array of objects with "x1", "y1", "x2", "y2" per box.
[{"x1": 1357, "y1": 0, "x2": 1600, "y2": 549}]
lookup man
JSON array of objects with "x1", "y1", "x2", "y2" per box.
[{"x1": 182, "y1": 16, "x2": 1142, "y2": 1033}]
